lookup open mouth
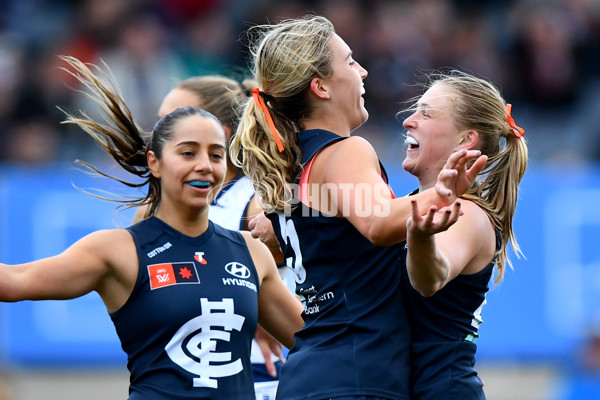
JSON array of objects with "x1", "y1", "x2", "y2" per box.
[
  {"x1": 405, "y1": 135, "x2": 420, "y2": 150},
  {"x1": 187, "y1": 180, "x2": 211, "y2": 189}
]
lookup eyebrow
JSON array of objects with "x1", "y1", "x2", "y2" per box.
[
  {"x1": 174, "y1": 141, "x2": 226, "y2": 150},
  {"x1": 210, "y1": 144, "x2": 227, "y2": 151}
]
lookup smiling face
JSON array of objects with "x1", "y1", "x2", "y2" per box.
[
  {"x1": 402, "y1": 82, "x2": 472, "y2": 189},
  {"x1": 148, "y1": 114, "x2": 227, "y2": 214},
  {"x1": 321, "y1": 33, "x2": 368, "y2": 133}
]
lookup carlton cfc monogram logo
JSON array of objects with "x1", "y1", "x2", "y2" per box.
[{"x1": 165, "y1": 298, "x2": 246, "y2": 388}]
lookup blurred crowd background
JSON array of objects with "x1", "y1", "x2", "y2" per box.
[
  {"x1": 0, "y1": 0, "x2": 599, "y2": 167},
  {"x1": 1, "y1": 1, "x2": 600, "y2": 399}
]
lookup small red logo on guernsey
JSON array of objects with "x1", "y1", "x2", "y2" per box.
[
  {"x1": 148, "y1": 262, "x2": 200, "y2": 290},
  {"x1": 194, "y1": 251, "x2": 207, "y2": 264}
]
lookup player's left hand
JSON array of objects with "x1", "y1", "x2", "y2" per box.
[
  {"x1": 255, "y1": 324, "x2": 284, "y2": 377},
  {"x1": 407, "y1": 199, "x2": 462, "y2": 236}
]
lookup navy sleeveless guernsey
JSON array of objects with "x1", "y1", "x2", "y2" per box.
[
  {"x1": 400, "y1": 195, "x2": 501, "y2": 399},
  {"x1": 110, "y1": 217, "x2": 259, "y2": 400},
  {"x1": 269, "y1": 129, "x2": 410, "y2": 400}
]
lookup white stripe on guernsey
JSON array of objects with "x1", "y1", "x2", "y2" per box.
[
  {"x1": 209, "y1": 176, "x2": 255, "y2": 230},
  {"x1": 471, "y1": 297, "x2": 487, "y2": 329}
]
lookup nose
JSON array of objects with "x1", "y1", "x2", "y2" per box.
[
  {"x1": 195, "y1": 153, "x2": 213, "y2": 173},
  {"x1": 403, "y1": 112, "x2": 417, "y2": 129},
  {"x1": 357, "y1": 61, "x2": 368, "y2": 79}
]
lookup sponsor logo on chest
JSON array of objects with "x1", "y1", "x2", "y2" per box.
[
  {"x1": 145, "y1": 243, "x2": 256, "y2": 292},
  {"x1": 222, "y1": 262, "x2": 257, "y2": 292}
]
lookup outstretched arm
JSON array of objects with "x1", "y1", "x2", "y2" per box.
[
  {"x1": 405, "y1": 198, "x2": 495, "y2": 297},
  {"x1": 314, "y1": 137, "x2": 487, "y2": 246},
  {"x1": 0, "y1": 229, "x2": 136, "y2": 312}
]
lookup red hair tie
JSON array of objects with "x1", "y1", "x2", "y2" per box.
[
  {"x1": 505, "y1": 103, "x2": 525, "y2": 138},
  {"x1": 252, "y1": 88, "x2": 284, "y2": 152}
]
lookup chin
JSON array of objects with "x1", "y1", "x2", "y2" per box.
[{"x1": 402, "y1": 159, "x2": 416, "y2": 175}]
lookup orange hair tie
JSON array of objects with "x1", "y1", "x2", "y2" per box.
[
  {"x1": 505, "y1": 103, "x2": 525, "y2": 138},
  {"x1": 252, "y1": 88, "x2": 284, "y2": 152}
]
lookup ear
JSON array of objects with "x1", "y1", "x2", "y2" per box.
[
  {"x1": 223, "y1": 125, "x2": 232, "y2": 141},
  {"x1": 147, "y1": 151, "x2": 161, "y2": 178},
  {"x1": 309, "y1": 77, "x2": 331, "y2": 100},
  {"x1": 459, "y1": 130, "x2": 479, "y2": 150}
]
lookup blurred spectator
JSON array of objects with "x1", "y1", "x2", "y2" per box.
[
  {"x1": 509, "y1": 2, "x2": 579, "y2": 107},
  {"x1": 0, "y1": 0, "x2": 598, "y2": 165},
  {"x1": 3, "y1": 118, "x2": 60, "y2": 165},
  {"x1": 553, "y1": 329, "x2": 600, "y2": 399},
  {"x1": 85, "y1": 11, "x2": 186, "y2": 132},
  {"x1": 177, "y1": 9, "x2": 243, "y2": 78}
]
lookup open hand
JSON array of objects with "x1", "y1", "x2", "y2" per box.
[
  {"x1": 407, "y1": 198, "x2": 462, "y2": 237},
  {"x1": 435, "y1": 149, "x2": 487, "y2": 206}
]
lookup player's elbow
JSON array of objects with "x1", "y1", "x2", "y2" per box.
[
  {"x1": 362, "y1": 220, "x2": 397, "y2": 247},
  {"x1": 413, "y1": 283, "x2": 440, "y2": 298},
  {"x1": 408, "y1": 273, "x2": 446, "y2": 298}
]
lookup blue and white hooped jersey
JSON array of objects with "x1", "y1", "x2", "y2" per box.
[
  {"x1": 210, "y1": 174, "x2": 255, "y2": 231},
  {"x1": 268, "y1": 129, "x2": 411, "y2": 400},
  {"x1": 111, "y1": 217, "x2": 259, "y2": 400}
]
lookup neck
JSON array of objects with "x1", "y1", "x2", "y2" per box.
[
  {"x1": 225, "y1": 161, "x2": 242, "y2": 184},
  {"x1": 154, "y1": 206, "x2": 210, "y2": 237},
  {"x1": 419, "y1": 180, "x2": 433, "y2": 192},
  {"x1": 302, "y1": 113, "x2": 353, "y2": 137}
]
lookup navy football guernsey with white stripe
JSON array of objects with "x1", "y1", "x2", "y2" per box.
[
  {"x1": 269, "y1": 129, "x2": 410, "y2": 400},
  {"x1": 110, "y1": 217, "x2": 259, "y2": 400},
  {"x1": 400, "y1": 200, "x2": 500, "y2": 400}
]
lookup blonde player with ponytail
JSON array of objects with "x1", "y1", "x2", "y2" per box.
[
  {"x1": 230, "y1": 15, "x2": 487, "y2": 400},
  {"x1": 400, "y1": 70, "x2": 528, "y2": 399}
]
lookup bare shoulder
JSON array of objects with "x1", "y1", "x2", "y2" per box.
[
  {"x1": 239, "y1": 231, "x2": 268, "y2": 257},
  {"x1": 315, "y1": 136, "x2": 380, "y2": 180},
  {"x1": 78, "y1": 229, "x2": 138, "y2": 311},
  {"x1": 325, "y1": 135, "x2": 377, "y2": 161},
  {"x1": 449, "y1": 198, "x2": 495, "y2": 253},
  {"x1": 76, "y1": 229, "x2": 137, "y2": 265},
  {"x1": 451, "y1": 198, "x2": 497, "y2": 274},
  {"x1": 457, "y1": 199, "x2": 491, "y2": 227},
  {"x1": 81, "y1": 228, "x2": 134, "y2": 248}
]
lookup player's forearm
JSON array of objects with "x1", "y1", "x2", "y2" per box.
[{"x1": 406, "y1": 233, "x2": 450, "y2": 297}]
